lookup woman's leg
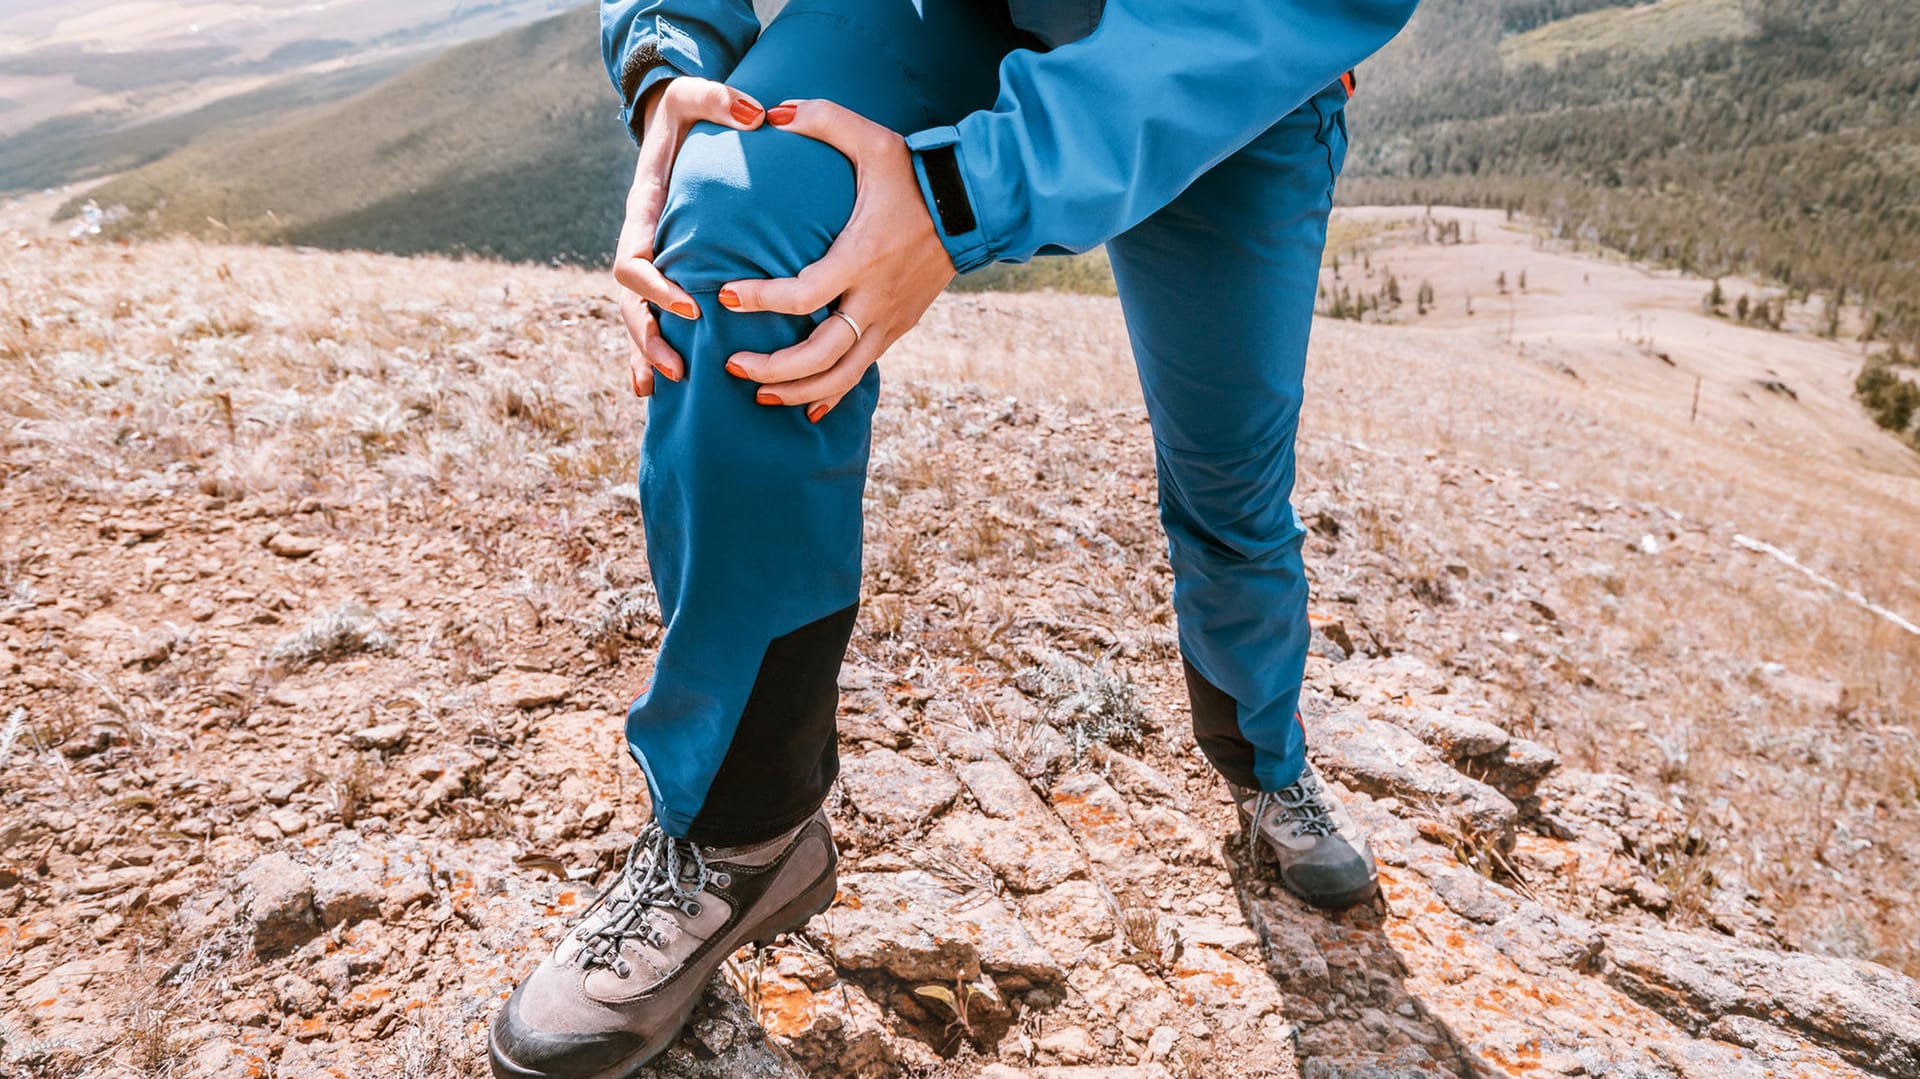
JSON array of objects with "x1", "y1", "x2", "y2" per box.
[
  {"x1": 1107, "y1": 81, "x2": 1351, "y2": 796},
  {"x1": 630, "y1": 0, "x2": 1020, "y2": 847},
  {"x1": 1108, "y1": 80, "x2": 1378, "y2": 908}
]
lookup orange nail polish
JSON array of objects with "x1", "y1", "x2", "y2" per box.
[
  {"x1": 756, "y1": 389, "x2": 780, "y2": 405},
  {"x1": 670, "y1": 300, "x2": 697, "y2": 319},
  {"x1": 731, "y1": 99, "x2": 763, "y2": 125},
  {"x1": 725, "y1": 359, "x2": 748, "y2": 378},
  {"x1": 631, "y1": 369, "x2": 644, "y2": 396},
  {"x1": 807, "y1": 403, "x2": 830, "y2": 424},
  {"x1": 658, "y1": 364, "x2": 681, "y2": 382},
  {"x1": 717, "y1": 288, "x2": 740, "y2": 309},
  {"x1": 767, "y1": 104, "x2": 797, "y2": 126}
]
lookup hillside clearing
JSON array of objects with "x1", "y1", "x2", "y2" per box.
[
  {"x1": 1499, "y1": 0, "x2": 1748, "y2": 67},
  {"x1": 1, "y1": 213, "x2": 1916, "y2": 1075}
]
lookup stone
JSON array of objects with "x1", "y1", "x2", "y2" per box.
[
  {"x1": 837, "y1": 747, "x2": 961, "y2": 827},
  {"x1": 928, "y1": 811, "x2": 1088, "y2": 896},
  {"x1": 269, "y1": 972, "x2": 327, "y2": 1016},
  {"x1": 1069, "y1": 962, "x2": 1183, "y2": 1046},
  {"x1": 580, "y1": 800, "x2": 615, "y2": 833},
  {"x1": 1482, "y1": 903, "x2": 1602, "y2": 978},
  {"x1": 408, "y1": 749, "x2": 484, "y2": 808},
  {"x1": 486, "y1": 669, "x2": 572, "y2": 710},
  {"x1": 268, "y1": 807, "x2": 308, "y2": 835},
  {"x1": 755, "y1": 963, "x2": 892, "y2": 1078},
  {"x1": 1303, "y1": 708, "x2": 1517, "y2": 848},
  {"x1": 1146, "y1": 1026, "x2": 1178, "y2": 1060},
  {"x1": 73, "y1": 865, "x2": 153, "y2": 896},
  {"x1": 384, "y1": 875, "x2": 435, "y2": 915},
  {"x1": 1424, "y1": 865, "x2": 1519, "y2": 926},
  {"x1": 110, "y1": 517, "x2": 169, "y2": 540},
  {"x1": 1037, "y1": 1024, "x2": 1097, "y2": 1064},
  {"x1": 221, "y1": 998, "x2": 272, "y2": 1027},
  {"x1": 1384, "y1": 708, "x2": 1562, "y2": 807},
  {"x1": 1392, "y1": 708, "x2": 1511, "y2": 759},
  {"x1": 1165, "y1": 942, "x2": 1281, "y2": 1012},
  {"x1": 1131, "y1": 805, "x2": 1219, "y2": 868},
  {"x1": 1018, "y1": 879, "x2": 1118, "y2": 957},
  {"x1": 830, "y1": 870, "x2": 1066, "y2": 985},
  {"x1": 1050, "y1": 773, "x2": 1166, "y2": 881},
  {"x1": 312, "y1": 862, "x2": 383, "y2": 930},
  {"x1": 236, "y1": 851, "x2": 318, "y2": 955},
  {"x1": 1091, "y1": 748, "x2": 1186, "y2": 808},
  {"x1": 348, "y1": 722, "x2": 408, "y2": 750},
  {"x1": 1164, "y1": 917, "x2": 1262, "y2": 964},
  {"x1": 932, "y1": 757, "x2": 1088, "y2": 892},
  {"x1": 1604, "y1": 924, "x2": 1920, "y2": 1075},
  {"x1": 265, "y1": 531, "x2": 325, "y2": 558},
  {"x1": 1327, "y1": 655, "x2": 1451, "y2": 704},
  {"x1": 1534, "y1": 770, "x2": 1684, "y2": 856}
]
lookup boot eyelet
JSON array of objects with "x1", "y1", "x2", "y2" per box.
[
  {"x1": 714, "y1": 872, "x2": 732, "y2": 888},
  {"x1": 683, "y1": 900, "x2": 702, "y2": 917}
]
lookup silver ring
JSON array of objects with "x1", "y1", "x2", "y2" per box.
[{"x1": 831, "y1": 309, "x2": 863, "y2": 343}]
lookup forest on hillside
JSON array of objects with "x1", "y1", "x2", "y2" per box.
[{"x1": 1346, "y1": 0, "x2": 1920, "y2": 356}]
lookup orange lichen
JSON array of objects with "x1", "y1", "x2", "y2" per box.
[{"x1": 754, "y1": 976, "x2": 819, "y2": 1038}]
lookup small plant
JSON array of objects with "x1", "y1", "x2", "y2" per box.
[
  {"x1": 573, "y1": 586, "x2": 658, "y2": 663},
  {"x1": 0, "y1": 707, "x2": 24, "y2": 772},
  {"x1": 1856, "y1": 360, "x2": 1920, "y2": 435},
  {"x1": 329, "y1": 755, "x2": 378, "y2": 827},
  {"x1": 268, "y1": 603, "x2": 397, "y2": 668},
  {"x1": 1116, "y1": 904, "x2": 1182, "y2": 972},
  {"x1": 912, "y1": 976, "x2": 997, "y2": 1043},
  {"x1": 1016, "y1": 657, "x2": 1147, "y2": 764}
]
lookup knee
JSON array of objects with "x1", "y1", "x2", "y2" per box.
[
  {"x1": 653, "y1": 122, "x2": 857, "y2": 290},
  {"x1": 1156, "y1": 438, "x2": 1305, "y2": 563}
]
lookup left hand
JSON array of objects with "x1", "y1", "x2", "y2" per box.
[{"x1": 715, "y1": 99, "x2": 956, "y2": 423}]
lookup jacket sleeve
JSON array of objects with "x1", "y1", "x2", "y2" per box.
[
  {"x1": 905, "y1": 0, "x2": 1421, "y2": 271},
  {"x1": 601, "y1": 0, "x2": 760, "y2": 142}
]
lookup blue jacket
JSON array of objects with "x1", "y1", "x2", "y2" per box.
[{"x1": 601, "y1": 0, "x2": 1419, "y2": 271}]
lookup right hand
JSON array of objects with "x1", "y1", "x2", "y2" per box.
[{"x1": 614, "y1": 77, "x2": 765, "y2": 397}]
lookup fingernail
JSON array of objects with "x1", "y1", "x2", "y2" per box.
[
  {"x1": 731, "y1": 100, "x2": 763, "y2": 125},
  {"x1": 767, "y1": 104, "x2": 797, "y2": 126},
  {"x1": 717, "y1": 288, "x2": 740, "y2": 309},
  {"x1": 657, "y1": 364, "x2": 681, "y2": 383},
  {"x1": 807, "y1": 403, "x2": 830, "y2": 424},
  {"x1": 725, "y1": 359, "x2": 748, "y2": 378},
  {"x1": 756, "y1": 389, "x2": 780, "y2": 405},
  {"x1": 631, "y1": 370, "x2": 644, "y2": 397},
  {"x1": 669, "y1": 300, "x2": 697, "y2": 319}
]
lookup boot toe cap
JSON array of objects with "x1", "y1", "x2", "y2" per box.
[
  {"x1": 489, "y1": 982, "x2": 646, "y2": 1078},
  {"x1": 1280, "y1": 849, "x2": 1379, "y2": 909}
]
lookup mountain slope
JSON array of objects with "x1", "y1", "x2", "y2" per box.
[
  {"x1": 1343, "y1": 0, "x2": 1920, "y2": 347},
  {"x1": 73, "y1": 5, "x2": 631, "y2": 264}
]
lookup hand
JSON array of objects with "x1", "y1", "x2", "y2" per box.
[
  {"x1": 614, "y1": 77, "x2": 766, "y2": 397},
  {"x1": 715, "y1": 99, "x2": 957, "y2": 422}
]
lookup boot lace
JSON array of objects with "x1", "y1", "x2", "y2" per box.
[
  {"x1": 1249, "y1": 772, "x2": 1338, "y2": 860},
  {"x1": 570, "y1": 822, "x2": 718, "y2": 978}
]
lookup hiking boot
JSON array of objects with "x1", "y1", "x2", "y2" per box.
[
  {"x1": 488, "y1": 808, "x2": 837, "y2": 1078},
  {"x1": 1234, "y1": 763, "x2": 1379, "y2": 909}
]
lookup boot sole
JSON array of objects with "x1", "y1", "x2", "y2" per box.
[{"x1": 487, "y1": 869, "x2": 838, "y2": 1079}]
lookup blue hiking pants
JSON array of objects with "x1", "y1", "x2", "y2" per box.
[{"x1": 631, "y1": 0, "x2": 1349, "y2": 845}]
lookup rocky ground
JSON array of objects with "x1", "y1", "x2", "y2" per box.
[{"x1": 2, "y1": 236, "x2": 1918, "y2": 1078}]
